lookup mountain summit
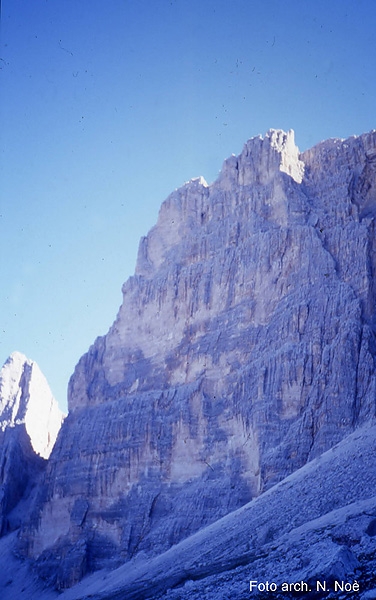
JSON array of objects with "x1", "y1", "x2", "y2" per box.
[
  {"x1": 0, "y1": 352, "x2": 64, "y2": 459},
  {"x1": 1, "y1": 129, "x2": 376, "y2": 598}
]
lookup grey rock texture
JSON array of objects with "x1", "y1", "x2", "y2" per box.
[
  {"x1": 0, "y1": 422, "x2": 44, "y2": 537},
  {"x1": 2, "y1": 424, "x2": 376, "y2": 599},
  {"x1": 56, "y1": 424, "x2": 376, "y2": 600},
  {"x1": 17, "y1": 129, "x2": 376, "y2": 590},
  {"x1": 0, "y1": 352, "x2": 64, "y2": 536}
]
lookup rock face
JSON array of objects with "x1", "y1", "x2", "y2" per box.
[
  {"x1": 0, "y1": 352, "x2": 64, "y2": 536},
  {"x1": 56, "y1": 424, "x2": 376, "y2": 600},
  {"x1": 20, "y1": 129, "x2": 376, "y2": 589}
]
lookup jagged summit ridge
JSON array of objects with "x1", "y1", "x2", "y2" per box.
[{"x1": 134, "y1": 128, "x2": 304, "y2": 281}]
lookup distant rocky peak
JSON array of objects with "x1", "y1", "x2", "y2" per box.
[
  {"x1": 0, "y1": 352, "x2": 64, "y2": 459},
  {"x1": 0, "y1": 352, "x2": 30, "y2": 422}
]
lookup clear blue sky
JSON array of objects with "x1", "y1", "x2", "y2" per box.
[{"x1": 1, "y1": 0, "x2": 375, "y2": 411}]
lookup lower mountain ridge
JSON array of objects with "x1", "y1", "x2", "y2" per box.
[
  {"x1": 0, "y1": 352, "x2": 64, "y2": 538},
  {"x1": 1, "y1": 128, "x2": 376, "y2": 599}
]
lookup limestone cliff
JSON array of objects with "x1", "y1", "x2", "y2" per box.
[
  {"x1": 20, "y1": 129, "x2": 376, "y2": 589},
  {"x1": 0, "y1": 352, "x2": 64, "y2": 536},
  {"x1": 57, "y1": 423, "x2": 376, "y2": 600}
]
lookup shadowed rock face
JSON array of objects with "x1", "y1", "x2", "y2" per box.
[
  {"x1": 0, "y1": 352, "x2": 64, "y2": 536},
  {"x1": 0, "y1": 425, "x2": 45, "y2": 537},
  {"x1": 54, "y1": 424, "x2": 376, "y2": 600},
  {"x1": 20, "y1": 129, "x2": 376, "y2": 589}
]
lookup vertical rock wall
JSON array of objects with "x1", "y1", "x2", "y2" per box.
[{"x1": 20, "y1": 129, "x2": 376, "y2": 588}]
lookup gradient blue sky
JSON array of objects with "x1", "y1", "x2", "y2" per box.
[{"x1": 1, "y1": 0, "x2": 376, "y2": 411}]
